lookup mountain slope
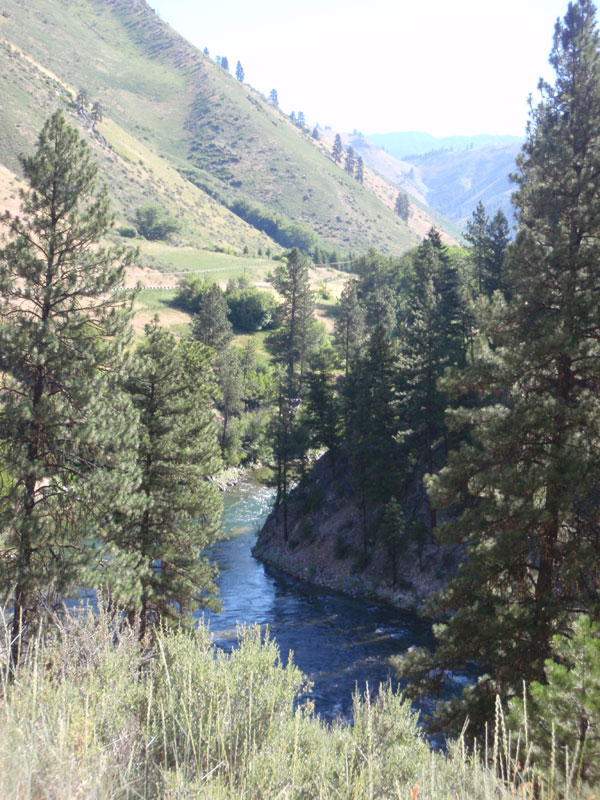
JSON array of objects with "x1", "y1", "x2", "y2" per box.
[
  {"x1": 351, "y1": 131, "x2": 523, "y2": 229},
  {"x1": 0, "y1": 0, "x2": 447, "y2": 255},
  {"x1": 401, "y1": 143, "x2": 522, "y2": 227}
]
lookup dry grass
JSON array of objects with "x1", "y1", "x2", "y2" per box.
[{"x1": 0, "y1": 607, "x2": 593, "y2": 799}]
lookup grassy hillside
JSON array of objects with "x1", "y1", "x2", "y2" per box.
[
  {"x1": 0, "y1": 0, "x2": 441, "y2": 256},
  {"x1": 337, "y1": 132, "x2": 463, "y2": 242}
]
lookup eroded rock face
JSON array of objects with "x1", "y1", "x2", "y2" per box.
[{"x1": 252, "y1": 450, "x2": 461, "y2": 612}]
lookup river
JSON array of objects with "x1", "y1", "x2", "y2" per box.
[{"x1": 198, "y1": 477, "x2": 437, "y2": 723}]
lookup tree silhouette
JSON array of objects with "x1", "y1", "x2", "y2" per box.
[
  {"x1": 344, "y1": 146, "x2": 356, "y2": 176},
  {"x1": 394, "y1": 192, "x2": 409, "y2": 221},
  {"x1": 332, "y1": 133, "x2": 343, "y2": 163},
  {"x1": 355, "y1": 156, "x2": 364, "y2": 184}
]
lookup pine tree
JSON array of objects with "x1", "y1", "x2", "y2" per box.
[
  {"x1": 297, "y1": 111, "x2": 306, "y2": 128},
  {"x1": 267, "y1": 248, "x2": 319, "y2": 396},
  {"x1": 304, "y1": 348, "x2": 341, "y2": 470},
  {"x1": 192, "y1": 284, "x2": 233, "y2": 351},
  {"x1": 215, "y1": 346, "x2": 244, "y2": 455},
  {"x1": 394, "y1": 191, "x2": 409, "y2": 221},
  {"x1": 76, "y1": 88, "x2": 89, "y2": 108},
  {"x1": 332, "y1": 133, "x2": 343, "y2": 163},
  {"x1": 91, "y1": 101, "x2": 103, "y2": 123},
  {"x1": 0, "y1": 111, "x2": 138, "y2": 664},
  {"x1": 344, "y1": 146, "x2": 356, "y2": 176},
  {"x1": 485, "y1": 208, "x2": 510, "y2": 297},
  {"x1": 396, "y1": 0, "x2": 600, "y2": 735},
  {"x1": 333, "y1": 279, "x2": 366, "y2": 377},
  {"x1": 355, "y1": 155, "x2": 364, "y2": 184},
  {"x1": 113, "y1": 326, "x2": 222, "y2": 636},
  {"x1": 269, "y1": 88, "x2": 279, "y2": 107},
  {"x1": 395, "y1": 234, "x2": 464, "y2": 531},
  {"x1": 508, "y1": 615, "x2": 600, "y2": 786},
  {"x1": 464, "y1": 200, "x2": 490, "y2": 296},
  {"x1": 311, "y1": 125, "x2": 319, "y2": 140},
  {"x1": 220, "y1": 55, "x2": 229, "y2": 71},
  {"x1": 235, "y1": 60, "x2": 245, "y2": 82},
  {"x1": 379, "y1": 498, "x2": 406, "y2": 586},
  {"x1": 343, "y1": 325, "x2": 400, "y2": 551},
  {"x1": 362, "y1": 324, "x2": 401, "y2": 506}
]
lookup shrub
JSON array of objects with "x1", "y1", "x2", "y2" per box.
[
  {"x1": 134, "y1": 205, "x2": 181, "y2": 241},
  {"x1": 117, "y1": 225, "x2": 137, "y2": 238},
  {"x1": 225, "y1": 286, "x2": 277, "y2": 331}
]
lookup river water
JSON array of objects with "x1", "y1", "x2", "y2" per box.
[{"x1": 198, "y1": 478, "x2": 436, "y2": 723}]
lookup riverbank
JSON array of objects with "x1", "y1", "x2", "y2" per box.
[
  {"x1": 252, "y1": 450, "x2": 460, "y2": 613},
  {"x1": 212, "y1": 463, "x2": 273, "y2": 492}
]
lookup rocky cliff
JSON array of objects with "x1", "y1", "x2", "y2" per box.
[{"x1": 252, "y1": 450, "x2": 460, "y2": 611}]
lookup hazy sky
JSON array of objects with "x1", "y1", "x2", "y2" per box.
[{"x1": 150, "y1": 0, "x2": 575, "y2": 138}]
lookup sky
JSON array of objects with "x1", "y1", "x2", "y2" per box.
[{"x1": 149, "y1": 0, "x2": 576, "y2": 138}]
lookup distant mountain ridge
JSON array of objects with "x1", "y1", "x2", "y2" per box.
[
  {"x1": 349, "y1": 131, "x2": 524, "y2": 229},
  {"x1": 366, "y1": 131, "x2": 523, "y2": 159}
]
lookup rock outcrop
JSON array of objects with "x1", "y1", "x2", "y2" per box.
[{"x1": 252, "y1": 450, "x2": 460, "y2": 611}]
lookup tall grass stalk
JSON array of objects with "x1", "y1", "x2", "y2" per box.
[{"x1": 0, "y1": 606, "x2": 597, "y2": 799}]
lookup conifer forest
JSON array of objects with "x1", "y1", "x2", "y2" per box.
[{"x1": 0, "y1": 0, "x2": 600, "y2": 797}]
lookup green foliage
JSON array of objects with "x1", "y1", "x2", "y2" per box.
[
  {"x1": 75, "y1": 87, "x2": 88, "y2": 107},
  {"x1": 397, "y1": 230, "x2": 466, "y2": 483},
  {"x1": 344, "y1": 146, "x2": 356, "y2": 176},
  {"x1": 379, "y1": 499, "x2": 406, "y2": 585},
  {"x1": 174, "y1": 275, "x2": 213, "y2": 313},
  {"x1": 355, "y1": 155, "x2": 364, "y2": 184},
  {"x1": 117, "y1": 224, "x2": 137, "y2": 238},
  {"x1": 333, "y1": 278, "x2": 366, "y2": 375},
  {"x1": 134, "y1": 204, "x2": 181, "y2": 241},
  {"x1": 332, "y1": 133, "x2": 343, "y2": 163},
  {"x1": 464, "y1": 201, "x2": 509, "y2": 298},
  {"x1": 192, "y1": 283, "x2": 233, "y2": 351},
  {"x1": 91, "y1": 100, "x2": 103, "y2": 123},
  {"x1": 267, "y1": 248, "x2": 320, "y2": 394},
  {"x1": 214, "y1": 346, "x2": 244, "y2": 458},
  {"x1": 229, "y1": 199, "x2": 320, "y2": 253},
  {"x1": 399, "y1": 0, "x2": 600, "y2": 736},
  {"x1": 395, "y1": 191, "x2": 409, "y2": 221},
  {"x1": 303, "y1": 348, "x2": 341, "y2": 461},
  {"x1": 0, "y1": 606, "x2": 545, "y2": 800},
  {"x1": 109, "y1": 325, "x2": 222, "y2": 634},
  {"x1": 225, "y1": 281, "x2": 277, "y2": 332},
  {"x1": 0, "y1": 110, "x2": 138, "y2": 664},
  {"x1": 508, "y1": 615, "x2": 600, "y2": 788}
]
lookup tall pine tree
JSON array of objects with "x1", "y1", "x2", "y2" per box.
[
  {"x1": 0, "y1": 111, "x2": 138, "y2": 665},
  {"x1": 112, "y1": 326, "x2": 222, "y2": 637},
  {"x1": 333, "y1": 279, "x2": 366, "y2": 377},
  {"x1": 267, "y1": 248, "x2": 319, "y2": 396},
  {"x1": 396, "y1": 0, "x2": 600, "y2": 734}
]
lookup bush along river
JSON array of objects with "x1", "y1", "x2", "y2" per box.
[{"x1": 198, "y1": 476, "x2": 439, "y2": 724}]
